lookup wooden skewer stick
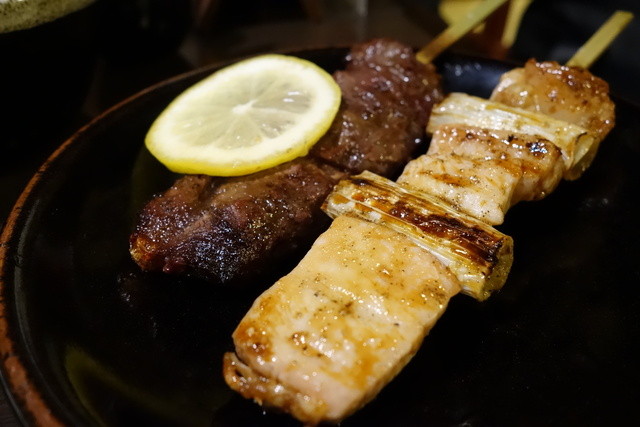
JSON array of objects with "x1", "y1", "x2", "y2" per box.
[
  {"x1": 416, "y1": 0, "x2": 511, "y2": 64},
  {"x1": 566, "y1": 10, "x2": 634, "y2": 69}
]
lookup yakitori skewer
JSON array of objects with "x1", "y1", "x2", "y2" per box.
[{"x1": 223, "y1": 9, "x2": 632, "y2": 425}]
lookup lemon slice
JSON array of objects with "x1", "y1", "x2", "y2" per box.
[{"x1": 145, "y1": 54, "x2": 341, "y2": 176}]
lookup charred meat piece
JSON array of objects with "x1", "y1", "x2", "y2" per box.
[
  {"x1": 311, "y1": 40, "x2": 443, "y2": 174},
  {"x1": 130, "y1": 38, "x2": 443, "y2": 283},
  {"x1": 130, "y1": 159, "x2": 345, "y2": 282}
]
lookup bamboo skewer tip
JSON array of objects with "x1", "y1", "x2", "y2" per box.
[
  {"x1": 567, "y1": 10, "x2": 634, "y2": 69},
  {"x1": 416, "y1": 0, "x2": 511, "y2": 64}
]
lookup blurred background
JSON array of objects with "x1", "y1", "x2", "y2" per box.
[
  {"x1": 52, "y1": 0, "x2": 640, "y2": 118},
  {"x1": 0, "y1": 1, "x2": 638, "y2": 423}
]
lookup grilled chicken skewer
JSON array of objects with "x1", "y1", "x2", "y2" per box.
[
  {"x1": 411, "y1": 58, "x2": 615, "y2": 226},
  {"x1": 223, "y1": 35, "x2": 622, "y2": 423},
  {"x1": 224, "y1": 166, "x2": 514, "y2": 422},
  {"x1": 226, "y1": 8, "x2": 630, "y2": 424},
  {"x1": 415, "y1": 8, "x2": 631, "y2": 214}
]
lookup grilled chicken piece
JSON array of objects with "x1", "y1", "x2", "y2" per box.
[
  {"x1": 491, "y1": 59, "x2": 615, "y2": 143},
  {"x1": 427, "y1": 93, "x2": 596, "y2": 179},
  {"x1": 427, "y1": 125, "x2": 565, "y2": 203},
  {"x1": 130, "y1": 38, "x2": 443, "y2": 283},
  {"x1": 324, "y1": 171, "x2": 513, "y2": 301},
  {"x1": 490, "y1": 60, "x2": 615, "y2": 177},
  {"x1": 223, "y1": 215, "x2": 460, "y2": 424},
  {"x1": 398, "y1": 125, "x2": 564, "y2": 224},
  {"x1": 399, "y1": 153, "x2": 518, "y2": 224}
]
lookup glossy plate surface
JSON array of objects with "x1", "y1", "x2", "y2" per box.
[{"x1": 1, "y1": 48, "x2": 639, "y2": 426}]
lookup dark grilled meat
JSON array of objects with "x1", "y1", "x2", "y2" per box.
[
  {"x1": 131, "y1": 159, "x2": 345, "y2": 282},
  {"x1": 130, "y1": 38, "x2": 443, "y2": 283},
  {"x1": 311, "y1": 40, "x2": 442, "y2": 174}
]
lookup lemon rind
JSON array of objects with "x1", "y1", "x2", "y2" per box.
[{"x1": 145, "y1": 54, "x2": 341, "y2": 177}]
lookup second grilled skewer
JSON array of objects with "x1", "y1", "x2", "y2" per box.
[{"x1": 223, "y1": 47, "x2": 619, "y2": 423}]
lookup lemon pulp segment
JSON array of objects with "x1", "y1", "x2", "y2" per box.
[{"x1": 145, "y1": 54, "x2": 341, "y2": 176}]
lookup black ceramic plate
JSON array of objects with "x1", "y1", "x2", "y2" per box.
[{"x1": 1, "y1": 48, "x2": 640, "y2": 426}]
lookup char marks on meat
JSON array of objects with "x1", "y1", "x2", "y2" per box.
[{"x1": 130, "y1": 38, "x2": 443, "y2": 283}]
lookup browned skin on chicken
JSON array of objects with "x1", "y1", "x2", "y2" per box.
[
  {"x1": 426, "y1": 125, "x2": 564, "y2": 203},
  {"x1": 130, "y1": 38, "x2": 443, "y2": 283},
  {"x1": 491, "y1": 59, "x2": 615, "y2": 143},
  {"x1": 398, "y1": 124, "x2": 564, "y2": 224},
  {"x1": 224, "y1": 215, "x2": 460, "y2": 424}
]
